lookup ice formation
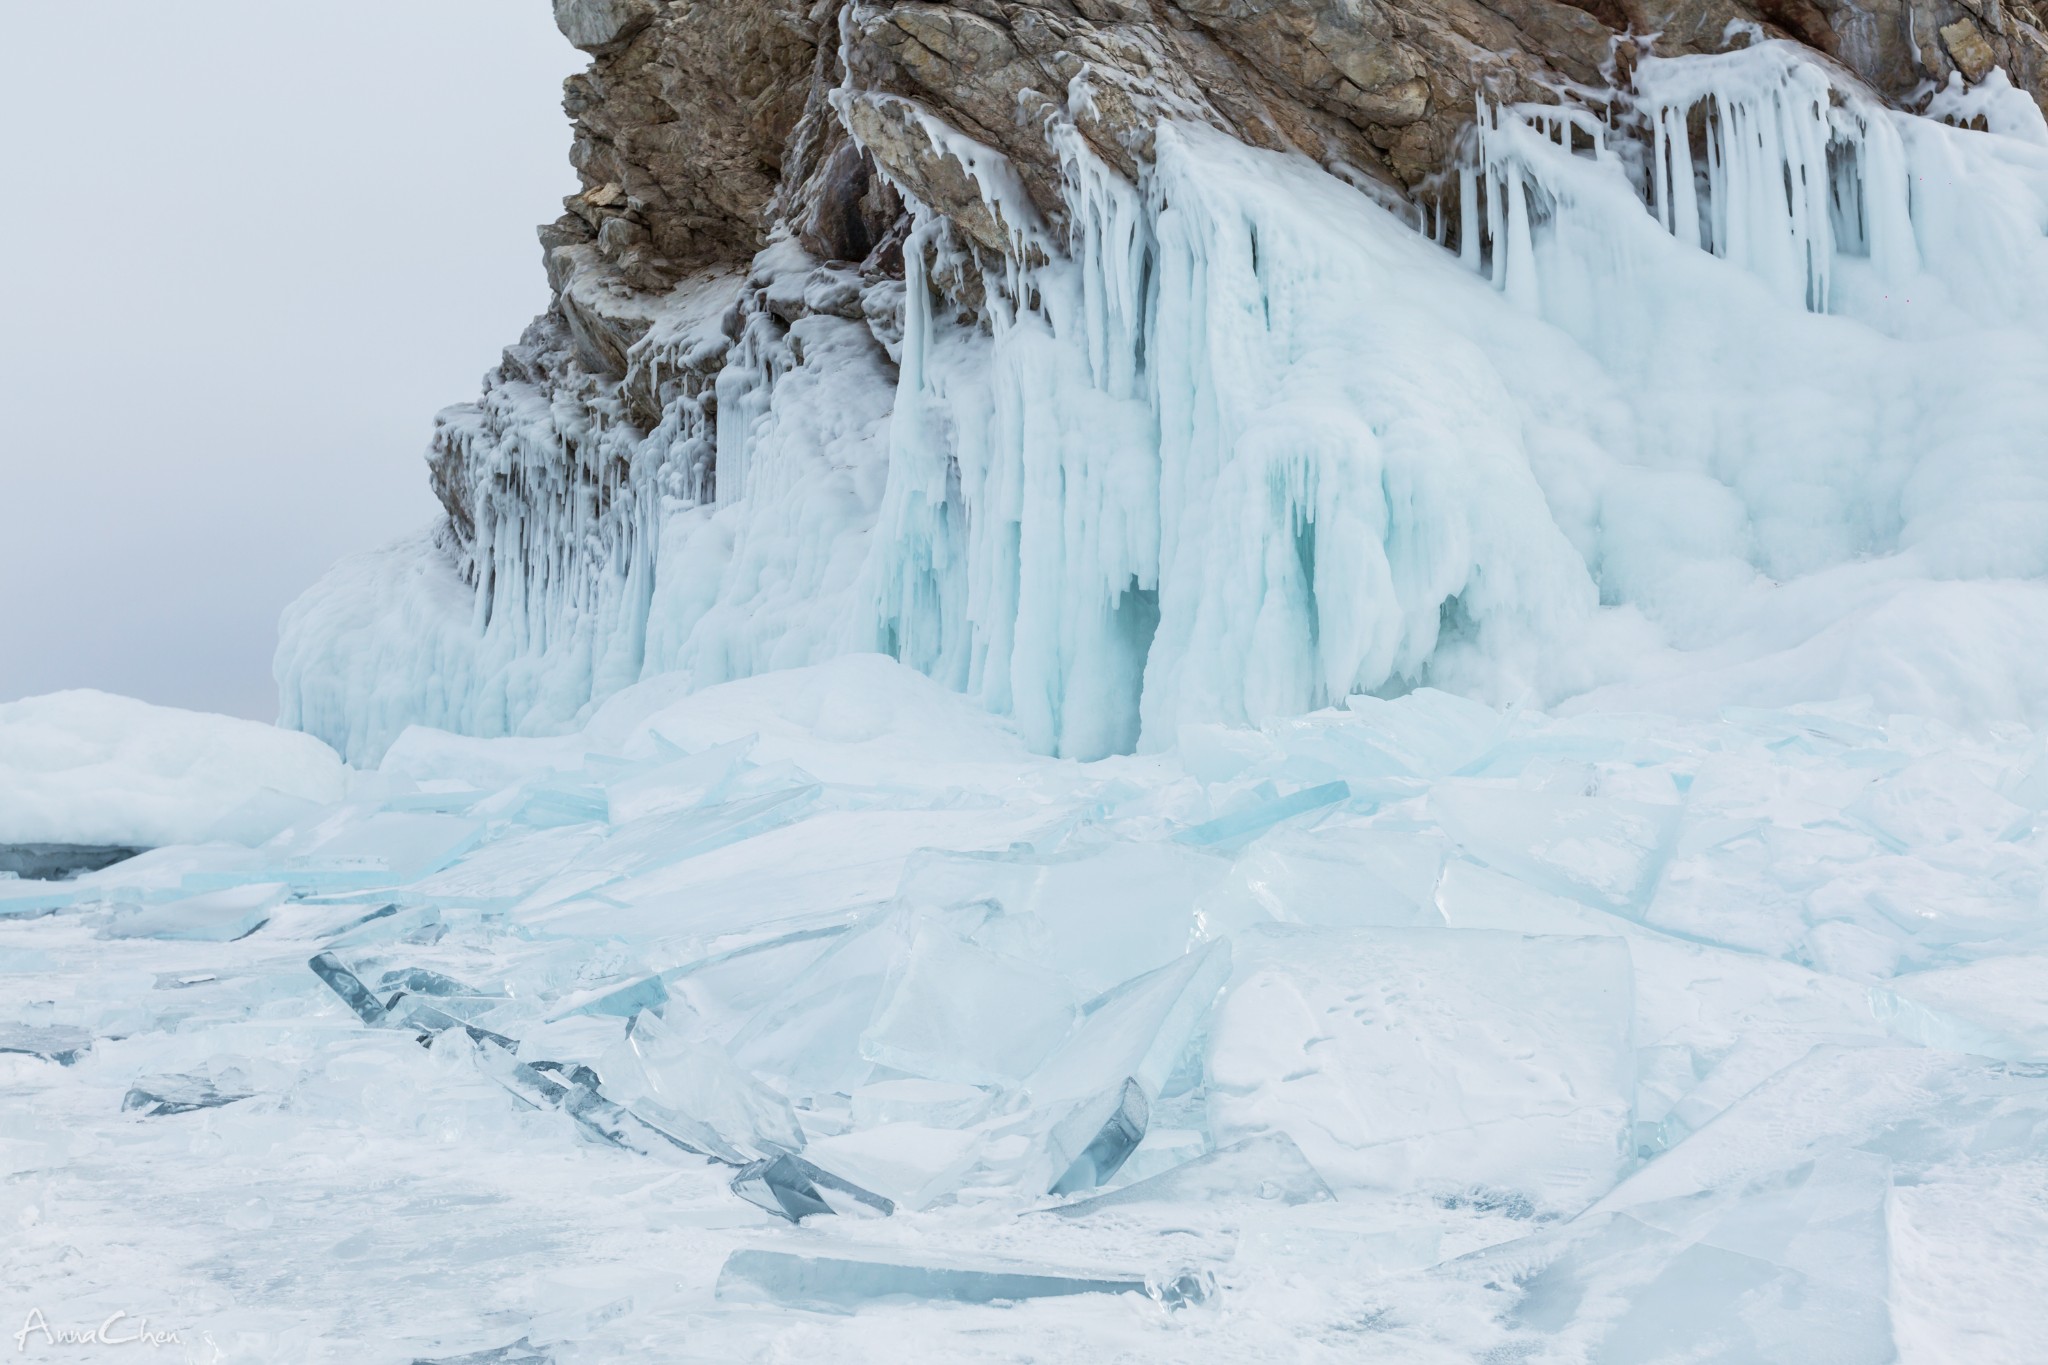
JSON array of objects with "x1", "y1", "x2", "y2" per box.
[
  {"x1": 284, "y1": 41, "x2": 2048, "y2": 767},
  {"x1": 14, "y1": 38, "x2": 2048, "y2": 1364}
]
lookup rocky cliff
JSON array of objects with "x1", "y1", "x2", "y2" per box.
[{"x1": 277, "y1": 0, "x2": 2048, "y2": 763}]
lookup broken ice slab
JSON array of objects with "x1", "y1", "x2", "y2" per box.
[
  {"x1": 286, "y1": 813, "x2": 489, "y2": 892},
  {"x1": 727, "y1": 911, "x2": 919, "y2": 1094},
  {"x1": 714, "y1": 1247, "x2": 1212, "y2": 1313},
  {"x1": 658, "y1": 917, "x2": 859, "y2": 1020},
  {"x1": 103, "y1": 882, "x2": 285, "y2": 942},
  {"x1": 850, "y1": 1078, "x2": 993, "y2": 1129},
  {"x1": 409, "y1": 1339, "x2": 552, "y2": 1365},
  {"x1": 1429, "y1": 780, "x2": 1680, "y2": 913},
  {"x1": 404, "y1": 824, "x2": 601, "y2": 910},
  {"x1": 858, "y1": 920, "x2": 1079, "y2": 1087},
  {"x1": 1044, "y1": 1134, "x2": 1335, "y2": 1217},
  {"x1": 1885, "y1": 955, "x2": 2048, "y2": 1061},
  {"x1": 465, "y1": 1035, "x2": 706, "y2": 1160},
  {"x1": 603, "y1": 734, "x2": 754, "y2": 823},
  {"x1": 1174, "y1": 781, "x2": 1350, "y2": 849},
  {"x1": 0, "y1": 842, "x2": 144, "y2": 880},
  {"x1": 378, "y1": 967, "x2": 495, "y2": 998},
  {"x1": 1113, "y1": 1127, "x2": 1208, "y2": 1184},
  {"x1": 121, "y1": 1071, "x2": 253, "y2": 1117},
  {"x1": 1496, "y1": 1151, "x2": 1895, "y2": 1364},
  {"x1": 1206, "y1": 925, "x2": 1635, "y2": 1214},
  {"x1": 893, "y1": 842, "x2": 1224, "y2": 994},
  {"x1": 1028, "y1": 941, "x2": 1231, "y2": 1110},
  {"x1": 1048, "y1": 1078, "x2": 1149, "y2": 1195},
  {"x1": 601, "y1": 1008, "x2": 804, "y2": 1162},
  {"x1": 319, "y1": 900, "x2": 444, "y2": 949},
  {"x1": 730, "y1": 1152, "x2": 896, "y2": 1222},
  {"x1": 310, "y1": 952, "x2": 394, "y2": 1026},
  {"x1": 0, "y1": 1023, "x2": 94, "y2": 1065},
  {"x1": 1327, "y1": 688, "x2": 1505, "y2": 777},
  {"x1": 1194, "y1": 825, "x2": 1448, "y2": 935},
  {"x1": 801, "y1": 1123, "x2": 987, "y2": 1211},
  {"x1": 517, "y1": 786, "x2": 821, "y2": 909},
  {"x1": 546, "y1": 971, "x2": 669, "y2": 1022}
]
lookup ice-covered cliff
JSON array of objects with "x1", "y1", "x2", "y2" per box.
[{"x1": 279, "y1": 1, "x2": 2048, "y2": 764}]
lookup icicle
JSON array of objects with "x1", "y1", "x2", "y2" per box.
[{"x1": 1459, "y1": 164, "x2": 1481, "y2": 272}]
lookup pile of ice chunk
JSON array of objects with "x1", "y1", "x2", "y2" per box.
[{"x1": 7, "y1": 654, "x2": 2046, "y2": 1358}]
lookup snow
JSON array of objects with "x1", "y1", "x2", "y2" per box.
[
  {"x1": 17, "y1": 39, "x2": 2048, "y2": 1364},
  {"x1": 0, "y1": 690, "x2": 345, "y2": 848}
]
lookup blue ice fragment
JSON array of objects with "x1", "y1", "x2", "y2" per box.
[
  {"x1": 1044, "y1": 1133, "x2": 1334, "y2": 1217},
  {"x1": 409, "y1": 1339, "x2": 551, "y2": 1365},
  {"x1": 714, "y1": 1248, "x2": 1213, "y2": 1312},
  {"x1": 0, "y1": 1024, "x2": 94, "y2": 1065},
  {"x1": 730, "y1": 1153, "x2": 895, "y2": 1222},
  {"x1": 377, "y1": 967, "x2": 493, "y2": 998},
  {"x1": 309, "y1": 952, "x2": 391, "y2": 1025},
  {"x1": 122, "y1": 1071, "x2": 253, "y2": 1117},
  {"x1": 1048, "y1": 1078, "x2": 1149, "y2": 1195},
  {"x1": 547, "y1": 972, "x2": 669, "y2": 1021},
  {"x1": 104, "y1": 883, "x2": 283, "y2": 942},
  {"x1": 1175, "y1": 782, "x2": 1350, "y2": 848}
]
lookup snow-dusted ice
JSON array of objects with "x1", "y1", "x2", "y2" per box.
[
  {"x1": 8, "y1": 654, "x2": 2048, "y2": 1361},
  {"x1": 11, "y1": 41, "x2": 2048, "y2": 1365}
]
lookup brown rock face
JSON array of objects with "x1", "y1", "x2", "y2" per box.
[
  {"x1": 532, "y1": 0, "x2": 2047, "y2": 322},
  {"x1": 431, "y1": 0, "x2": 2047, "y2": 567}
]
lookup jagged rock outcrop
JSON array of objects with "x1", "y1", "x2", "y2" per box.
[{"x1": 541, "y1": 0, "x2": 2046, "y2": 289}]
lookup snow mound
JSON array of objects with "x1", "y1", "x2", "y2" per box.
[{"x1": 0, "y1": 690, "x2": 346, "y2": 848}]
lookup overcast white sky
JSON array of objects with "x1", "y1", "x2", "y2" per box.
[{"x1": 0, "y1": 3, "x2": 582, "y2": 719}]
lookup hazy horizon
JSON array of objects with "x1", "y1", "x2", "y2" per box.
[{"x1": 0, "y1": 3, "x2": 582, "y2": 721}]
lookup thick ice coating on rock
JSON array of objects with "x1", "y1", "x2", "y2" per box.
[{"x1": 283, "y1": 43, "x2": 2048, "y2": 765}]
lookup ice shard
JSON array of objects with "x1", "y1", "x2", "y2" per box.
[
  {"x1": 409, "y1": 1340, "x2": 552, "y2": 1365},
  {"x1": 602, "y1": 1008, "x2": 804, "y2": 1162},
  {"x1": 1047, "y1": 1078, "x2": 1149, "y2": 1196},
  {"x1": 308, "y1": 951, "x2": 391, "y2": 1026},
  {"x1": 729, "y1": 1153, "x2": 896, "y2": 1222},
  {"x1": 858, "y1": 920, "x2": 1080, "y2": 1086},
  {"x1": 0, "y1": 1023, "x2": 94, "y2": 1066},
  {"x1": 104, "y1": 882, "x2": 283, "y2": 942},
  {"x1": 1174, "y1": 782, "x2": 1350, "y2": 849},
  {"x1": 121, "y1": 1071, "x2": 254, "y2": 1117},
  {"x1": 714, "y1": 1248, "x2": 1213, "y2": 1312},
  {"x1": 1044, "y1": 1133, "x2": 1334, "y2": 1217}
]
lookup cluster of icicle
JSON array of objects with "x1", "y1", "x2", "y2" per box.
[
  {"x1": 1456, "y1": 41, "x2": 1924, "y2": 314},
  {"x1": 282, "y1": 39, "x2": 2048, "y2": 765}
]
